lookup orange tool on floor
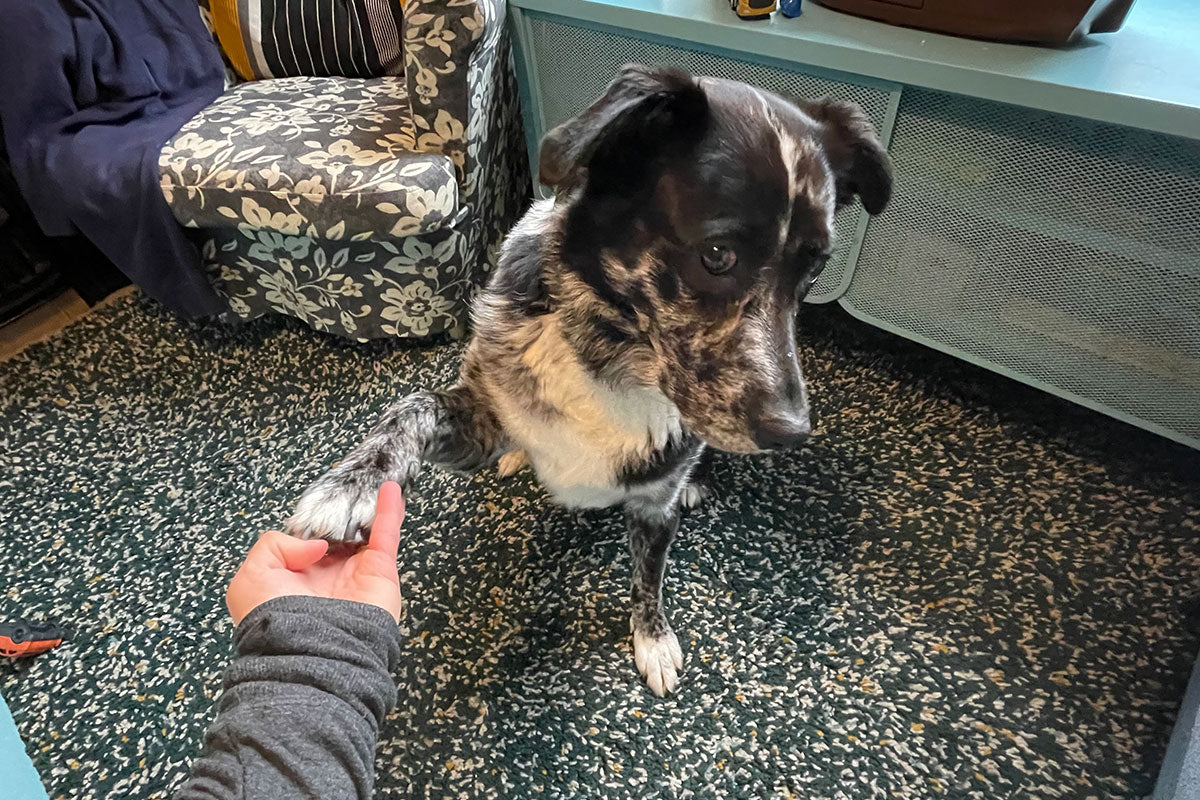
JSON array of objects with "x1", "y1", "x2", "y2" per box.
[{"x1": 0, "y1": 619, "x2": 66, "y2": 658}]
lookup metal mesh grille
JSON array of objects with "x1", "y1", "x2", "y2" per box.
[
  {"x1": 845, "y1": 89, "x2": 1200, "y2": 447},
  {"x1": 524, "y1": 16, "x2": 892, "y2": 303}
]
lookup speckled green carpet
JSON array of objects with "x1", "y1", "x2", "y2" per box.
[{"x1": 2, "y1": 292, "x2": 1199, "y2": 800}]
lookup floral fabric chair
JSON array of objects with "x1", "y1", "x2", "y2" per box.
[{"x1": 159, "y1": 0, "x2": 529, "y2": 340}]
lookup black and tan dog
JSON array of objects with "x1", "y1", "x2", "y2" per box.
[{"x1": 286, "y1": 65, "x2": 892, "y2": 696}]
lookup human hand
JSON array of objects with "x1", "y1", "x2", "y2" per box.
[{"x1": 226, "y1": 482, "x2": 405, "y2": 624}]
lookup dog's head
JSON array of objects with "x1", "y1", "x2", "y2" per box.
[{"x1": 540, "y1": 65, "x2": 892, "y2": 453}]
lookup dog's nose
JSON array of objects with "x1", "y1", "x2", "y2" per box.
[{"x1": 752, "y1": 414, "x2": 812, "y2": 451}]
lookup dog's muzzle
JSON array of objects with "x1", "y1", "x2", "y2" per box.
[{"x1": 751, "y1": 411, "x2": 812, "y2": 451}]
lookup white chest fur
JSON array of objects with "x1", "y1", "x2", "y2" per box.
[{"x1": 489, "y1": 317, "x2": 682, "y2": 509}]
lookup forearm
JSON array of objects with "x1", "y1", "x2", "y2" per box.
[{"x1": 175, "y1": 596, "x2": 400, "y2": 800}]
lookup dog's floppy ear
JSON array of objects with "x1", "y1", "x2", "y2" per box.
[
  {"x1": 798, "y1": 99, "x2": 892, "y2": 215},
  {"x1": 539, "y1": 64, "x2": 708, "y2": 194}
]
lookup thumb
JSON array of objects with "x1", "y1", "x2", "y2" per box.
[
  {"x1": 249, "y1": 530, "x2": 330, "y2": 572},
  {"x1": 365, "y1": 481, "x2": 404, "y2": 561}
]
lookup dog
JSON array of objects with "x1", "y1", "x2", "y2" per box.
[{"x1": 285, "y1": 64, "x2": 892, "y2": 696}]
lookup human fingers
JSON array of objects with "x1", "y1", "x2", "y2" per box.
[{"x1": 365, "y1": 482, "x2": 404, "y2": 561}]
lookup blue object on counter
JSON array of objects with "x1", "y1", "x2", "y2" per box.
[{"x1": 780, "y1": 0, "x2": 802, "y2": 17}]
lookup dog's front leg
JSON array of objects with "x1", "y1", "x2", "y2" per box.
[
  {"x1": 626, "y1": 503, "x2": 684, "y2": 696},
  {"x1": 286, "y1": 385, "x2": 504, "y2": 543}
]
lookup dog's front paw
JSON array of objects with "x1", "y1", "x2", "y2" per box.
[
  {"x1": 678, "y1": 480, "x2": 712, "y2": 509},
  {"x1": 285, "y1": 474, "x2": 378, "y2": 544},
  {"x1": 632, "y1": 624, "x2": 683, "y2": 697},
  {"x1": 496, "y1": 449, "x2": 528, "y2": 478}
]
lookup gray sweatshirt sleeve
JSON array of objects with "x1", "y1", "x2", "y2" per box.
[{"x1": 174, "y1": 595, "x2": 401, "y2": 800}]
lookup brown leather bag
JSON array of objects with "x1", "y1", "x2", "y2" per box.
[{"x1": 813, "y1": 0, "x2": 1135, "y2": 45}]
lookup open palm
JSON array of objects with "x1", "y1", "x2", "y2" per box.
[{"x1": 227, "y1": 482, "x2": 405, "y2": 624}]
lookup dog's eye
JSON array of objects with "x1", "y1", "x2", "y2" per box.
[{"x1": 700, "y1": 244, "x2": 737, "y2": 275}]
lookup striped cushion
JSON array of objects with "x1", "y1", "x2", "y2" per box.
[{"x1": 209, "y1": 0, "x2": 406, "y2": 81}]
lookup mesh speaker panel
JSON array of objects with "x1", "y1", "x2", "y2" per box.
[
  {"x1": 524, "y1": 16, "x2": 892, "y2": 303},
  {"x1": 845, "y1": 89, "x2": 1200, "y2": 447}
]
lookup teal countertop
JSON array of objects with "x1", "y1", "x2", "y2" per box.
[{"x1": 511, "y1": 0, "x2": 1200, "y2": 141}]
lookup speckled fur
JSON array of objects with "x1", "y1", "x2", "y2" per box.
[{"x1": 286, "y1": 65, "x2": 893, "y2": 694}]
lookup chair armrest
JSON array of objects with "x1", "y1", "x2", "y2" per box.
[{"x1": 402, "y1": 0, "x2": 506, "y2": 181}]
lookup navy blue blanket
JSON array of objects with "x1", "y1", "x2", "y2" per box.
[{"x1": 0, "y1": 0, "x2": 228, "y2": 319}]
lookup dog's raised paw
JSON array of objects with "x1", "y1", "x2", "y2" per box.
[
  {"x1": 285, "y1": 477, "x2": 377, "y2": 544},
  {"x1": 633, "y1": 627, "x2": 683, "y2": 697},
  {"x1": 497, "y1": 449, "x2": 528, "y2": 478}
]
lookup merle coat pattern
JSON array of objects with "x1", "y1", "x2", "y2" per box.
[{"x1": 286, "y1": 65, "x2": 892, "y2": 696}]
